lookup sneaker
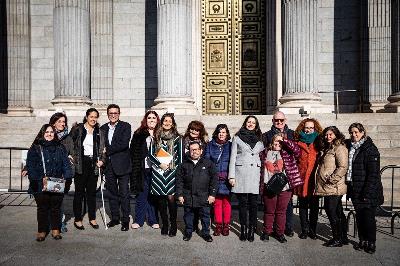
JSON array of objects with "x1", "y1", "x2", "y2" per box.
[
  {"x1": 183, "y1": 232, "x2": 192, "y2": 241},
  {"x1": 151, "y1": 224, "x2": 160, "y2": 229},
  {"x1": 131, "y1": 223, "x2": 141, "y2": 229}
]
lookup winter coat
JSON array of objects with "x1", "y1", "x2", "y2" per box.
[
  {"x1": 262, "y1": 125, "x2": 294, "y2": 147},
  {"x1": 129, "y1": 130, "x2": 151, "y2": 194},
  {"x1": 346, "y1": 137, "x2": 384, "y2": 207},
  {"x1": 69, "y1": 123, "x2": 106, "y2": 176},
  {"x1": 204, "y1": 139, "x2": 232, "y2": 195},
  {"x1": 260, "y1": 139, "x2": 302, "y2": 194},
  {"x1": 315, "y1": 143, "x2": 348, "y2": 196},
  {"x1": 176, "y1": 157, "x2": 218, "y2": 208},
  {"x1": 293, "y1": 141, "x2": 318, "y2": 197},
  {"x1": 27, "y1": 140, "x2": 73, "y2": 194},
  {"x1": 228, "y1": 136, "x2": 264, "y2": 194}
]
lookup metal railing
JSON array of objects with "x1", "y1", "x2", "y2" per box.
[
  {"x1": 378, "y1": 165, "x2": 400, "y2": 234},
  {"x1": 318, "y1": 90, "x2": 358, "y2": 119},
  {"x1": 0, "y1": 147, "x2": 29, "y2": 193}
]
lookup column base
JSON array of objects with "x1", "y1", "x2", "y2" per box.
[
  {"x1": 151, "y1": 97, "x2": 199, "y2": 116},
  {"x1": 384, "y1": 93, "x2": 400, "y2": 113},
  {"x1": 51, "y1": 96, "x2": 93, "y2": 107},
  {"x1": 363, "y1": 102, "x2": 388, "y2": 113},
  {"x1": 7, "y1": 106, "x2": 34, "y2": 117},
  {"x1": 278, "y1": 93, "x2": 333, "y2": 114}
]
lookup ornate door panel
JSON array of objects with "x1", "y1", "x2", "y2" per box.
[{"x1": 202, "y1": 0, "x2": 265, "y2": 114}]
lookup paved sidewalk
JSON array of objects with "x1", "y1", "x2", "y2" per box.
[{"x1": 0, "y1": 193, "x2": 399, "y2": 266}]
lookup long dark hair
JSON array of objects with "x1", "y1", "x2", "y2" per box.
[
  {"x1": 212, "y1": 124, "x2": 231, "y2": 141},
  {"x1": 32, "y1": 124, "x2": 59, "y2": 147},
  {"x1": 49, "y1": 112, "x2": 68, "y2": 128},
  {"x1": 83, "y1": 108, "x2": 100, "y2": 124},
  {"x1": 236, "y1": 115, "x2": 262, "y2": 140},
  {"x1": 319, "y1": 126, "x2": 345, "y2": 150},
  {"x1": 154, "y1": 113, "x2": 180, "y2": 145},
  {"x1": 135, "y1": 110, "x2": 160, "y2": 134}
]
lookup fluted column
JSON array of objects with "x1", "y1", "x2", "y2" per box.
[
  {"x1": 361, "y1": 0, "x2": 391, "y2": 112},
  {"x1": 7, "y1": 0, "x2": 33, "y2": 116},
  {"x1": 152, "y1": 0, "x2": 198, "y2": 115},
  {"x1": 52, "y1": 0, "x2": 92, "y2": 106},
  {"x1": 279, "y1": 0, "x2": 324, "y2": 114},
  {"x1": 386, "y1": 0, "x2": 400, "y2": 112},
  {"x1": 191, "y1": 0, "x2": 202, "y2": 112},
  {"x1": 90, "y1": 0, "x2": 113, "y2": 107}
]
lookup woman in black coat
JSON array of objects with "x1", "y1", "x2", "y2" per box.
[
  {"x1": 27, "y1": 124, "x2": 73, "y2": 241},
  {"x1": 346, "y1": 123, "x2": 384, "y2": 254},
  {"x1": 130, "y1": 110, "x2": 160, "y2": 229}
]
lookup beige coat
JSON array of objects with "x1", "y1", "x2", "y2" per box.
[{"x1": 315, "y1": 143, "x2": 348, "y2": 196}]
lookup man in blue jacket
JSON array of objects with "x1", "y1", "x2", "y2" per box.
[
  {"x1": 176, "y1": 141, "x2": 218, "y2": 242},
  {"x1": 101, "y1": 104, "x2": 132, "y2": 231}
]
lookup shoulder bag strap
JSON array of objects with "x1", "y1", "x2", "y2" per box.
[{"x1": 39, "y1": 145, "x2": 47, "y2": 176}]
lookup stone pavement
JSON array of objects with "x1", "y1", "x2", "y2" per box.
[{"x1": 0, "y1": 193, "x2": 399, "y2": 266}]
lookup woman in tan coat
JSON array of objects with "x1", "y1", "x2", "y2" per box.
[{"x1": 315, "y1": 126, "x2": 348, "y2": 247}]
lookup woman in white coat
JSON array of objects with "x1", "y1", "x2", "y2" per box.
[{"x1": 229, "y1": 115, "x2": 264, "y2": 242}]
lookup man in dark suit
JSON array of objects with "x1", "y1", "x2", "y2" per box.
[{"x1": 101, "y1": 104, "x2": 132, "y2": 231}]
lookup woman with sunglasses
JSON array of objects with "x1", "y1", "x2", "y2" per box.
[
  {"x1": 229, "y1": 115, "x2": 264, "y2": 242},
  {"x1": 315, "y1": 126, "x2": 348, "y2": 247},
  {"x1": 149, "y1": 113, "x2": 183, "y2": 236}
]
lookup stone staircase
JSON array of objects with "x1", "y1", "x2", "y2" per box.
[{"x1": 0, "y1": 113, "x2": 399, "y2": 206}]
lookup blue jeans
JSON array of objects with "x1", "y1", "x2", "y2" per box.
[
  {"x1": 184, "y1": 206, "x2": 210, "y2": 235},
  {"x1": 134, "y1": 169, "x2": 157, "y2": 226}
]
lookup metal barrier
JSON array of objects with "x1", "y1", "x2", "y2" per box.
[
  {"x1": 0, "y1": 147, "x2": 29, "y2": 193},
  {"x1": 378, "y1": 165, "x2": 400, "y2": 235}
]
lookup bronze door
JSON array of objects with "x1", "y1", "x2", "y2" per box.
[{"x1": 202, "y1": 0, "x2": 266, "y2": 114}]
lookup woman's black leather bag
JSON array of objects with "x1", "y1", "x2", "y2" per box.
[{"x1": 265, "y1": 172, "x2": 288, "y2": 196}]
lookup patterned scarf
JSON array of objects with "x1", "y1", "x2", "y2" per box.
[
  {"x1": 346, "y1": 138, "x2": 365, "y2": 182},
  {"x1": 159, "y1": 130, "x2": 176, "y2": 169},
  {"x1": 57, "y1": 127, "x2": 69, "y2": 141}
]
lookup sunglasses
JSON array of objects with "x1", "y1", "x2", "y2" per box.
[{"x1": 273, "y1": 119, "x2": 285, "y2": 123}]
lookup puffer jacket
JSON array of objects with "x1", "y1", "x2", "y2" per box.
[
  {"x1": 294, "y1": 141, "x2": 318, "y2": 197},
  {"x1": 315, "y1": 143, "x2": 348, "y2": 196},
  {"x1": 27, "y1": 140, "x2": 73, "y2": 194},
  {"x1": 204, "y1": 139, "x2": 231, "y2": 195},
  {"x1": 346, "y1": 137, "x2": 384, "y2": 207}
]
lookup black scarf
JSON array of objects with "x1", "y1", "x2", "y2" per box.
[{"x1": 237, "y1": 128, "x2": 258, "y2": 149}]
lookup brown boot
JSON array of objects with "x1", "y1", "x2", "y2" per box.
[
  {"x1": 222, "y1": 223, "x2": 230, "y2": 236},
  {"x1": 51, "y1": 229, "x2": 62, "y2": 240},
  {"x1": 36, "y1": 232, "x2": 46, "y2": 242},
  {"x1": 213, "y1": 223, "x2": 222, "y2": 236}
]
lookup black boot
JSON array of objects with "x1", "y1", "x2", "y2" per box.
[
  {"x1": 341, "y1": 218, "x2": 349, "y2": 245},
  {"x1": 354, "y1": 240, "x2": 367, "y2": 251},
  {"x1": 247, "y1": 226, "x2": 255, "y2": 242},
  {"x1": 364, "y1": 241, "x2": 376, "y2": 254},
  {"x1": 239, "y1": 225, "x2": 247, "y2": 241},
  {"x1": 326, "y1": 223, "x2": 342, "y2": 247}
]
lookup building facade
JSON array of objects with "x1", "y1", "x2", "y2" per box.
[{"x1": 1, "y1": 0, "x2": 399, "y2": 116}]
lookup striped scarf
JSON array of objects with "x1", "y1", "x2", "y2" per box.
[{"x1": 346, "y1": 138, "x2": 365, "y2": 182}]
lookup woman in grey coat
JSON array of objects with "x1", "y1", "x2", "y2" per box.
[{"x1": 229, "y1": 115, "x2": 264, "y2": 242}]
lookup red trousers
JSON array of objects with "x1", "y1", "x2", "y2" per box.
[
  {"x1": 263, "y1": 190, "x2": 292, "y2": 235},
  {"x1": 213, "y1": 195, "x2": 231, "y2": 224}
]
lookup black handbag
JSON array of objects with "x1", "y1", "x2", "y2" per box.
[{"x1": 265, "y1": 172, "x2": 287, "y2": 196}]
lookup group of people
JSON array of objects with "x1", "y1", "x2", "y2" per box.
[{"x1": 26, "y1": 105, "x2": 384, "y2": 254}]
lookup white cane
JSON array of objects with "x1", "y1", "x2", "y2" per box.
[{"x1": 99, "y1": 168, "x2": 108, "y2": 230}]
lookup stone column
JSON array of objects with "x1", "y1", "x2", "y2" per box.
[
  {"x1": 7, "y1": 0, "x2": 33, "y2": 116},
  {"x1": 152, "y1": 0, "x2": 198, "y2": 115},
  {"x1": 90, "y1": 0, "x2": 113, "y2": 107},
  {"x1": 386, "y1": 0, "x2": 400, "y2": 112},
  {"x1": 191, "y1": 0, "x2": 202, "y2": 112},
  {"x1": 279, "y1": 0, "x2": 325, "y2": 114},
  {"x1": 361, "y1": 0, "x2": 392, "y2": 112},
  {"x1": 52, "y1": 0, "x2": 92, "y2": 107}
]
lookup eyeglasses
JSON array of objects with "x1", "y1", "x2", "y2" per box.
[
  {"x1": 190, "y1": 128, "x2": 200, "y2": 132},
  {"x1": 273, "y1": 119, "x2": 285, "y2": 123},
  {"x1": 304, "y1": 127, "x2": 314, "y2": 130},
  {"x1": 108, "y1": 112, "x2": 120, "y2": 116}
]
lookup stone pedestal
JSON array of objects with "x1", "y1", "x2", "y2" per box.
[
  {"x1": 278, "y1": 0, "x2": 329, "y2": 114},
  {"x1": 361, "y1": 0, "x2": 392, "y2": 112},
  {"x1": 385, "y1": 0, "x2": 400, "y2": 112},
  {"x1": 52, "y1": 0, "x2": 92, "y2": 107},
  {"x1": 151, "y1": 0, "x2": 198, "y2": 115},
  {"x1": 6, "y1": 0, "x2": 33, "y2": 116}
]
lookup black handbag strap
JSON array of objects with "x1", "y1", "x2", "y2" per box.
[{"x1": 39, "y1": 145, "x2": 47, "y2": 176}]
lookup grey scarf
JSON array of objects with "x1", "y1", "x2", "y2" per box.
[{"x1": 346, "y1": 138, "x2": 365, "y2": 182}]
